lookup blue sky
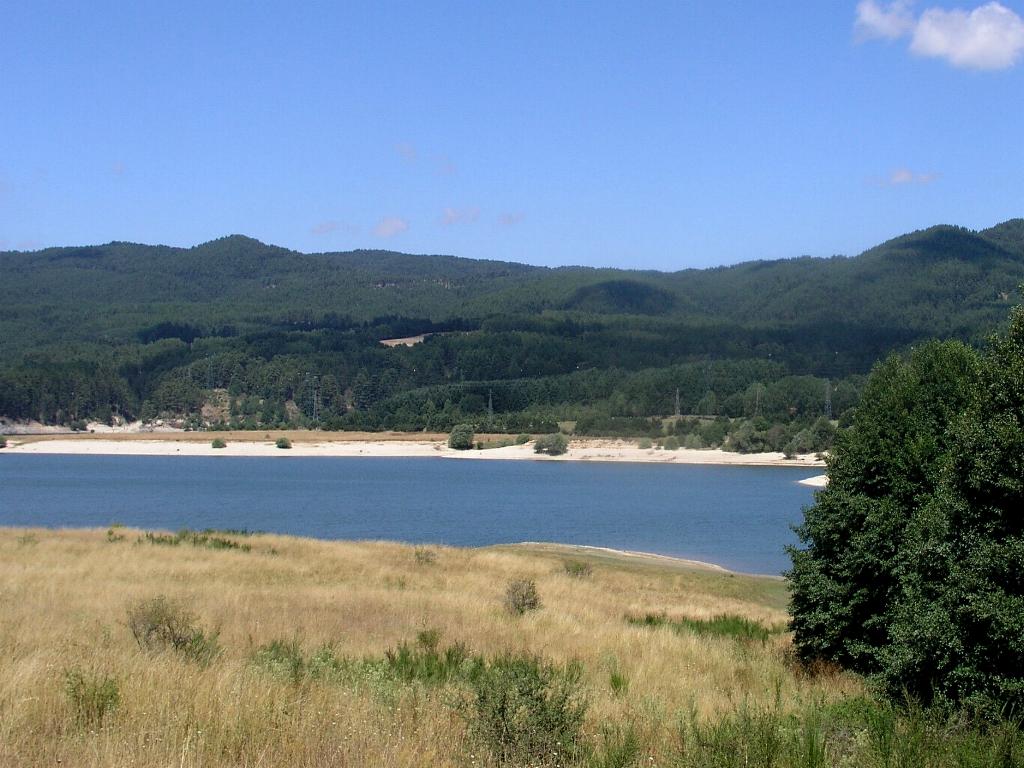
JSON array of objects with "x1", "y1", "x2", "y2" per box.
[{"x1": 1, "y1": 1, "x2": 1022, "y2": 269}]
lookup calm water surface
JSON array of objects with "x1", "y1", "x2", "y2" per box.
[{"x1": 0, "y1": 454, "x2": 817, "y2": 574}]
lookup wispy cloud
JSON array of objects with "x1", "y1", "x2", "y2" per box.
[
  {"x1": 374, "y1": 216, "x2": 409, "y2": 238},
  {"x1": 874, "y1": 167, "x2": 940, "y2": 186},
  {"x1": 497, "y1": 212, "x2": 524, "y2": 227},
  {"x1": 441, "y1": 206, "x2": 480, "y2": 226},
  {"x1": 856, "y1": 1, "x2": 1024, "y2": 70},
  {"x1": 437, "y1": 155, "x2": 458, "y2": 176},
  {"x1": 855, "y1": 0, "x2": 915, "y2": 39},
  {"x1": 310, "y1": 220, "x2": 340, "y2": 236},
  {"x1": 395, "y1": 142, "x2": 417, "y2": 162}
]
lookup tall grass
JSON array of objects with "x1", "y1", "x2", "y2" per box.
[{"x1": 8, "y1": 526, "x2": 991, "y2": 768}]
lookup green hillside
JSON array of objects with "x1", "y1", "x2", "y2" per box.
[{"x1": 1, "y1": 220, "x2": 1022, "y2": 449}]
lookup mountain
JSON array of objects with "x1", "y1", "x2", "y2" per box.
[{"x1": 1, "y1": 219, "x2": 1022, "y2": 437}]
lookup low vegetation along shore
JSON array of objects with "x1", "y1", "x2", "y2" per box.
[{"x1": 2, "y1": 528, "x2": 1018, "y2": 767}]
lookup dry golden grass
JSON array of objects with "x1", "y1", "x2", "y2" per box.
[{"x1": 0, "y1": 528, "x2": 860, "y2": 767}]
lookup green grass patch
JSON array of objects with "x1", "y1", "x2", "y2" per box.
[
  {"x1": 627, "y1": 612, "x2": 776, "y2": 643},
  {"x1": 138, "y1": 529, "x2": 252, "y2": 552}
]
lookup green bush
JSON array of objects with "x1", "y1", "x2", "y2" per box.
[
  {"x1": 448, "y1": 424, "x2": 475, "y2": 450},
  {"x1": 0, "y1": 436, "x2": 7, "y2": 448},
  {"x1": 465, "y1": 654, "x2": 586, "y2": 767},
  {"x1": 790, "y1": 307, "x2": 1024, "y2": 714},
  {"x1": 563, "y1": 560, "x2": 593, "y2": 578},
  {"x1": 515, "y1": 433, "x2": 531, "y2": 445},
  {"x1": 383, "y1": 631, "x2": 478, "y2": 686},
  {"x1": 636, "y1": 437, "x2": 653, "y2": 449},
  {"x1": 253, "y1": 638, "x2": 308, "y2": 685},
  {"x1": 505, "y1": 579, "x2": 542, "y2": 615},
  {"x1": 127, "y1": 595, "x2": 221, "y2": 665},
  {"x1": 662, "y1": 435, "x2": 680, "y2": 450},
  {"x1": 683, "y1": 433, "x2": 704, "y2": 450},
  {"x1": 64, "y1": 668, "x2": 119, "y2": 726},
  {"x1": 533, "y1": 432, "x2": 568, "y2": 456},
  {"x1": 275, "y1": 436, "x2": 292, "y2": 449},
  {"x1": 211, "y1": 437, "x2": 227, "y2": 449}
]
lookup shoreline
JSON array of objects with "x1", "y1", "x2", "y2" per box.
[
  {"x1": 2, "y1": 433, "x2": 825, "y2": 469},
  {"x1": 0, "y1": 525, "x2": 777, "y2": 579}
]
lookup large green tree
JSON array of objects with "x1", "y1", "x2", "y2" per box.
[{"x1": 789, "y1": 308, "x2": 1024, "y2": 713}]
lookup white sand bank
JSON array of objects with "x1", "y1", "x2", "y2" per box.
[
  {"x1": 3, "y1": 435, "x2": 826, "y2": 468},
  {"x1": 797, "y1": 474, "x2": 828, "y2": 487}
]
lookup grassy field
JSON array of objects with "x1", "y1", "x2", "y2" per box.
[{"x1": 1, "y1": 528, "x2": 1017, "y2": 767}]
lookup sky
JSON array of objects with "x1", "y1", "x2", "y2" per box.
[{"x1": 1, "y1": 1, "x2": 1023, "y2": 269}]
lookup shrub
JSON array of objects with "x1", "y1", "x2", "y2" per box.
[
  {"x1": 683, "y1": 433, "x2": 704, "y2": 450},
  {"x1": 563, "y1": 560, "x2": 593, "y2": 578},
  {"x1": 636, "y1": 437, "x2": 653, "y2": 449},
  {"x1": 64, "y1": 668, "x2": 119, "y2": 726},
  {"x1": 69, "y1": 419, "x2": 88, "y2": 432},
  {"x1": 106, "y1": 526, "x2": 126, "y2": 543},
  {"x1": 515, "y1": 433, "x2": 531, "y2": 445},
  {"x1": 275, "y1": 436, "x2": 292, "y2": 449},
  {"x1": 448, "y1": 424, "x2": 475, "y2": 450},
  {"x1": 127, "y1": 595, "x2": 221, "y2": 664},
  {"x1": 254, "y1": 638, "x2": 307, "y2": 684},
  {"x1": 662, "y1": 435, "x2": 681, "y2": 450},
  {"x1": 413, "y1": 547, "x2": 438, "y2": 565},
  {"x1": 384, "y1": 631, "x2": 477, "y2": 686},
  {"x1": 0, "y1": 436, "x2": 6, "y2": 448},
  {"x1": 465, "y1": 654, "x2": 586, "y2": 767},
  {"x1": 505, "y1": 579, "x2": 542, "y2": 615},
  {"x1": 211, "y1": 437, "x2": 227, "y2": 449},
  {"x1": 533, "y1": 432, "x2": 568, "y2": 456},
  {"x1": 139, "y1": 529, "x2": 250, "y2": 552}
]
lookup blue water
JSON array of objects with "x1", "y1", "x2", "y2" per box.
[{"x1": 0, "y1": 454, "x2": 817, "y2": 574}]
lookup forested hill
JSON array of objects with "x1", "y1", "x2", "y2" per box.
[{"x1": 1, "y1": 219, "x2": 1022, "y2": 447}]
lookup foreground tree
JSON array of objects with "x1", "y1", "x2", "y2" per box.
[{"x1": 789, "y1": 310, "x2": 1024, "y2": 714}]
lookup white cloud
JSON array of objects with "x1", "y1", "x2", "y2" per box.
[
  {"x1": 911, "y1": 3, "x2": 1024, "y2": 69},
  {"x1": 374, "y1": 216, "x2": 409, "y2": 238},
  {"x1": 855, "y1": 0, "x2": 915, "y2": 40},
  {"x1": 441, "y1": 206, "x2": 480, "y2": 226},
  {"x1": 856, "y1": 1, "x2": 1024, "y2": 70}
]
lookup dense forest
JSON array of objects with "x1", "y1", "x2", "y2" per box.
[{"x1": 1, "y1": 219, "x2": 1022, "y2": 452}]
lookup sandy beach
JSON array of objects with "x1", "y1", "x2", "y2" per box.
[{"x1": 2, "y1": 431, "x2": 826, "y2": 470}]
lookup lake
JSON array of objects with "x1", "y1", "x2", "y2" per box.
[{"x1": 0, "y1": 454, "x2": 817, "y2": 574}]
